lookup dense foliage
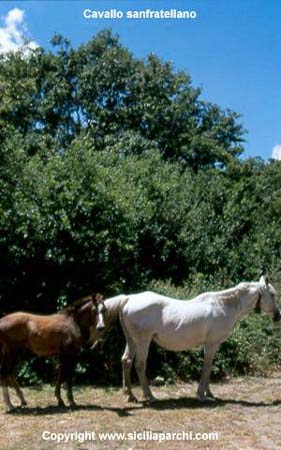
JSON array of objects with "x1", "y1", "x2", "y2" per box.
[{"x1": 1, "y1": 30, "x2": 281, "y2": 385}]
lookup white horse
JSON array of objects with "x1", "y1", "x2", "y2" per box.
[{"x1": 103, "y1": 276, "x2": 280, "y2": 403}]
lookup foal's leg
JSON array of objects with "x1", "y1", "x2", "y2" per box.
[
  {"x1": 55, "y1": 363, "x2": 66, "y2": 407},
  {"x1": 56, "y1": 353, "x2": 77, "y2": 408},
  {"x1": 134, "y1": 337, "x2": 156, "y2": 404},
  {"x1": 65, "y1": 357, "x2": 77, "y2": 408},
  {"x1": 197, "y1": 343, "x2": 219, "y2": 402},
  {"x1": 1, "y1": 353, "x2": 16, "y2": 412},
  {"x1": 9, "y1": 376, "x2": 27, "y2": 407},
  {"x1": 122, "y1": 341, "x2": 137, "y2": 403},
  {"x1": 66, "y1": 378, "x2": 76, "y2": 408},
  {"x1": 2, "y1": 384, "x2": 14, "y2": 412}
]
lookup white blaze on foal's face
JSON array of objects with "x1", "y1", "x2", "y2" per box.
[{"x1": 96, "y1": 302, "x2": 106, "y2": 331}]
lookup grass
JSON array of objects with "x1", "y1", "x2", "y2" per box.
[{"x1": 1, "y1": 375, "x2": 281, "y2": 450}]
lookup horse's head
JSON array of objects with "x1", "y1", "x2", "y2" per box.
[{"x1": 258, "y1": 275, "x2": 280, "y2": 322}]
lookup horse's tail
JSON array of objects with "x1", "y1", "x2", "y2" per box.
[{"x1": 104, "y1": 295, "x2": 129, "y2": 326}]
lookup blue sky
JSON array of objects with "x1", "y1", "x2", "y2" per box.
[{"x1": 1, "y1": 0, "x2": 281, "y2": 160}]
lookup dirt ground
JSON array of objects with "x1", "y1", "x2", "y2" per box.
[{"x1": 0, "y1": 375, "x2": 281, "y2": 450}]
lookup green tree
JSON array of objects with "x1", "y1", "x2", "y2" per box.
[{"x1": 1, "y1": 30, "x2": 281, "y2": 384}]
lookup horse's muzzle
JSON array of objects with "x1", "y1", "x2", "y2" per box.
[{"x1": 273, "y1": 309, "x2": 281, "y2": 322}]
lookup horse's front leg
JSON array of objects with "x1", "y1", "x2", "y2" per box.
[
  {"x1": 122, "y1": 342, "x2": 137, "y2": 403},
  {"x1": 135, "y1": 338, "x2": 156, "y2": 404},
  {"x1": 197, "y1": 343, "x2": 219, "y2": 402},
  {"x1": 205, "y1": 376, "x2": 215, "y2": 399}
]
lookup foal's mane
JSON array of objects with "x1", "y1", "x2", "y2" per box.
[{"x1": 60, "y1": 295, "x2": 93, "y2": 315}]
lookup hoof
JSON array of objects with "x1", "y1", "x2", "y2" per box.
[
  {"x1": 6, "y1": 406, "x2": 16, "y2": 413},
  {"x1": 125, "y1": 394, "x2": 138, "y2": 403},
  {"x1": 206, "y1": 389, "x2": 215, "y2": 398},
  {"x1": 197, "y1": 394, "x2": 206, "y2": 403},
  {"x1": 145, "y1": 396, "x2": 157, "y2": 405},
  {"x1": 19, "y1": 400, "x2": 28, "y2": 408},
  {"x1": 57, "y1": 400, "x2": 66, "y2": 408},
  {"x1": 69, "y1": 402, "x2": 78, "y2": 409}
]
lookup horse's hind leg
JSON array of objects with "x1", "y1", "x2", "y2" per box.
[
  {"x1": 122, "y1": 341, "x2": 137, "y2": 403},
  {"x1": 9, "y1": 376, "x2": 27, "y2": 407},
  {"x1": 197, "y1": 343, "x2": 219, "y2": 402},
  {"x1": 134, "y1": 337, "x2": 156, "y2": 404}
]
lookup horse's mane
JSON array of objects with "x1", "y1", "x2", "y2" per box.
[
  {"x1": 201, "y1": 282, "x2": 255, "y2": 305},
  {"x1": 60, "y1": 295, "x2": 93, "y2": 315}
]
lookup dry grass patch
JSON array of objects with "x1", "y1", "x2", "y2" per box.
[{"x1": 0, "y1": 375, "x2": 281, "y2": 450}]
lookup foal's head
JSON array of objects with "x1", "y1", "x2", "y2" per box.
[
  {"x1": 89, "y1": 293, "x2": 106, "y2": 344},
  {"x1": 92, "y1": 293, "x2": 106, "y2": 332},
  {"x1": 64, "y1": 293, "x2": 106, "y2": 343},
  {"x1": 258, "y1": 275, "x2": 280, "y2": 322}
]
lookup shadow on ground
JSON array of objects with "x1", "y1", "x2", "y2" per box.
[
  {"x1": 149, "y1": 396, "x2": 281, "y2": 410},
  {"x1": 9, "y1": 395, "x2": 281, "y2": 417}
]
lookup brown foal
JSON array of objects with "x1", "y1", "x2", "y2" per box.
[{"x1": 0, "y1": 294, "x2": 105, "y2": 412}]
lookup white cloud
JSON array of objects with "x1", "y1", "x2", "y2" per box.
[
  {"x1": 0, "y1": 8, "x2": 38, "y2": 54},
  {"x1": 272, "y1": 144, "x2": 281, "y2": 161}
]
